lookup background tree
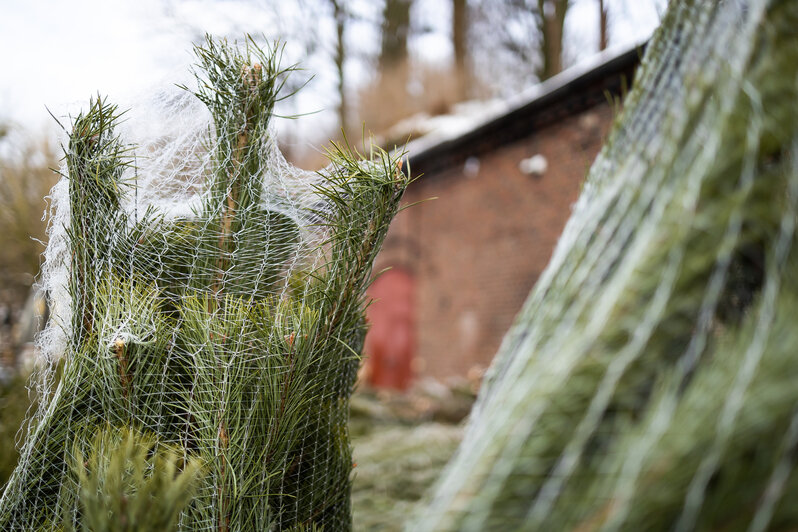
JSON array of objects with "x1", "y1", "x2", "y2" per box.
[
  {"x1": 536, "y1": 0, "x2": 570, "y2": 80},
  {"x1": 453, "y1": 0, "x2": 470, "y2": 100},
  {"x1": 331, "y1": 0, "x2": 350, "y2": 133},
  {"x1": 380, "y1": 0, "x2": 413, "y2": 72}
]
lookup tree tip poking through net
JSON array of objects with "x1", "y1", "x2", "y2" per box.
[
  {"x1": 411, "y1": 1, "x2": 798, "y2": 531},
  {"x1": 0, "y1": 35, "x2": 409, "y2": 531}
]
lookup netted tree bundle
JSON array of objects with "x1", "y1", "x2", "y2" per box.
[
  {"x1": 0, "y1": 37, "x2": 408, "y2": 531},
  {"x1": 414, "y1": 1, "x2": 798, "y2": 530}
]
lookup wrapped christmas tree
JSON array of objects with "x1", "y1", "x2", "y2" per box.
[
  {"x1": 0, "y1": 36, "x2": 408, "y2": 531},
  {"x1": 414, "y1": 0, "x2": 798, "y2": 530}
]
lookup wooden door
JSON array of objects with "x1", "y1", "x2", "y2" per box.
[{"x1": 363, "y1": 269, "x2": 415, "y2": 390}]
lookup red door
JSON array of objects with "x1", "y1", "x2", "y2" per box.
[{"x1": 363, "y1": 269, "x2": 415, "y2": 390}]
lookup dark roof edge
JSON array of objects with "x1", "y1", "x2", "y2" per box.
[{"x1": 405, "y1": 43, "x2": 646, "y2": 177}]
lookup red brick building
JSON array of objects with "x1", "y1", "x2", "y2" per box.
[{"x1": 364, "y1": 45, "x2": 643, "y2": 389}]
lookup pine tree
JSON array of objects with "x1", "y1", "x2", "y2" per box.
[
  {"x1": 414, "y1": 0, "x2": 798, "y2": 530},
  {"x1": 0, "y1": 36, "x2": 408, "y2": 531}
]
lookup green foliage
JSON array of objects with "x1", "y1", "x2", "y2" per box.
[
  {"x1": 0, "y1": 375, "x2": 32, "y2": 489},
  {"x1": 414, "y1": 0, "x2": 798, "y2": 530},
  {"x1": 352, "y1": 422, "x2": 463, "y2": 532},
  {"x1": 0, "y1": 36, "x2": 408, "y2": 531},
  {"x1": 68, "y1": 426, "x2": 202, "y2": 532}
]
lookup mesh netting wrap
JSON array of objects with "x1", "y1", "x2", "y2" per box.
[
  {"x1": 0, "y1": 37, "x2": 408, "y2": 531},
  {"x1": 414, "y1": 1, "x2": 798, "y2": 530}
]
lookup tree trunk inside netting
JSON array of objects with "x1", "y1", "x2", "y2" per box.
[
  {"x1": 0, "y1": 37, "x2": 408, "y2": 531},
  {"x1": 413, "y1": 0, "x2": 798, "y2": 530}
]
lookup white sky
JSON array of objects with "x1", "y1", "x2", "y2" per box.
[
  {"x1": 0, "y1": 0, "x2": 180, "y2": 127},
  {"x1": 0, "y1": 0, "x2": 666, "y2": 146}
]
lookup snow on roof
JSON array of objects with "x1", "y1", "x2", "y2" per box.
[
  {"x1": 387, "y1": 99, "x2": 510, "y2": 156},
  {"x1": 396, "y1": 38, "x2": 648, "y2": 161}
]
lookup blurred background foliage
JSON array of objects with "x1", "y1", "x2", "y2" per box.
[
  {"x1": 0, "y1": 126, "x2": 57, "y2": 323},
  {"x1": 349, "y1": 383, "x2": 475, "y2": 531},
  {"x1": 0, "y1": 375, "x2": 31, "y2": 489},
  {"x1": 0, "y1": 124, "x2": 54, "y2": 493}
]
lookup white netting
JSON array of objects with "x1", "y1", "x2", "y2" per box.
[
  {"x1": 0, "y1": 37, "x2": 407, "y2": 530},
  {"x1": 414, "y1": 0, "x2": 798, "y2": 530}
]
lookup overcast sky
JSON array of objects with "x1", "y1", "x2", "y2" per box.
[{"x1": 0, "y1": 0, "x2": 666, "y2": 146}]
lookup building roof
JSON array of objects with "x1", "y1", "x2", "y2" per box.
[{"x1": 404, "y1": 41, "x2": 646, "y2": 176}]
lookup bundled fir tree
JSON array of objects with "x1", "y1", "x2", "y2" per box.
[
  {"x1": 0, "y1": 37, "x2": 408, "y2": 531},
  {"x1": 414, "y1": 0, "x2": 798, "y2": 530}
]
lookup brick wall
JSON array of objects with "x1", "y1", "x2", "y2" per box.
[{"x1": 369, "y1": 103, "x2": 615, "y2": 382}]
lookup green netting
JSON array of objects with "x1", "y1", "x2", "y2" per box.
[
  {"x1": 413, "y1": 0, "x2": 798, "y2": 530},
  {"x1": 0, "y1": 37, "x2": 408, "y2": 531}
]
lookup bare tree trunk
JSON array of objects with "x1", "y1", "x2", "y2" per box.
[
  {"x1": 453, "y1": 0, "x2": 470, "y2": 100},
  {"x1": 536, "y1": 0, "x2": 569, "y2": 80},
  {"x1": 380, "y1": 0, "x2": 413, "y2": 71},
  {"x1": 332, "y1": 0, "x2": 348, "y2": 133},
  {"x1": 599, "y1": 0, "x2": 609, "y2": 51}
]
